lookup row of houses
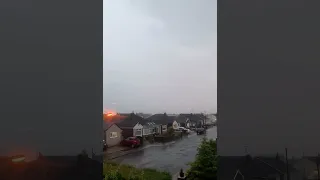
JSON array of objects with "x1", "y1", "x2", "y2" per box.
[{"x1": 103, "y1": 112, "x2": 216, "y2": 148}]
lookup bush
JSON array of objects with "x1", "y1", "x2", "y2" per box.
[
  {"x1": 104, "y1": 162, "x2": 171, "y2": 180},
  {"x1": 166, "y1": 127, "x2": 175, "y2": 136},
  {"x1": 187, "y1": 138, "x2": 217, "y2": 180},
  {"x1": 105, "y1": 170, "x2": 125, "y2": 180}
]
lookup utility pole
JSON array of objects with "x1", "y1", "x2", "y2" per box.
[
  {"x1": 317, "y1": 153, "x2": 320, "y2": 180},
  {"x1": 244, "y1": 145, "x2": 248, "y2": 155},
  {"x1": 285, "y1": 148, "x2": 290, "y2": 180},
  {"x1": 91, "y1": 148, "x2": 95, "y2": 158}
]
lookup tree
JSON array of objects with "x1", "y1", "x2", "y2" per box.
[
  {"x1": 187, "y1": 138, "x2": 217, "y2": 180},
  {"x1": 166, "y1": 127, "x2": 175, "y2": 137}
]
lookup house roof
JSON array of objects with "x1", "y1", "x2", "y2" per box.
[
  {"x1": 117, "y1": 113, "x2": 131, "y2": 116},
  {"x1": 239, "y1": 158, "x2": 283, "y2": 178},
  {"x1": 242, "y1": 156, "x2": 299, "y2": 178},
  {"x1": 136, "y1": 113, "x2": 152, "y2": 119},
  {"x1": 304, "y1": 156, "x2": 320, "y2": 164},
  {"x1": 103, "y1": 114, "x2": 128, "y2": 130},
  {"x1": 175, "y1": 113, "x2": 205, "y2": 123},
  {"x1": 103, "y1": 120, "x2": 124, "y2": 130},
  {"x1": 218, "y1": 156, "x2": 244, "y2": 180},
  {"x1": 104, "y1": 123, "x2": 122, "y2": 132},
  {"x1": 143, "y1": 122, "x2": 157, "y2": 128},
  {"x1": 175, "y1": 114, "x2": 189, "y2": 123},
  {"x1": 219, "y1": 156, "x2": 297, "y2": 180},
  {"x1": 290, "y1": 157, "x2": 318, "y2": 176},
  {"x1": 116, "y1": 113, "x2": 148, "y2": 128},
  {"x1": 147, "y1": 113, "x2": 175, "y2": 125},
  {"x1": 194, "y1": 113, "x2": 207, "y2": 119}
]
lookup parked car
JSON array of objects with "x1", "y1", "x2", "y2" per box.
[
  {"x1": 120, "y1": 137, "x2": 141, "y2": 148},
  {"x1": 178, "y1": 127, "x2": 192, "y2": 134},
  {"x1": 196, "y1": 127, "x2": 206, "y2": 135}
]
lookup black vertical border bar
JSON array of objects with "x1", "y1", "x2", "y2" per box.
[
  {"x1": 0, "y1": 0, "x2": 103, "y2": 178},
  {"x1": 218, "y1": 0, "x2": 320, "y2": 179}
]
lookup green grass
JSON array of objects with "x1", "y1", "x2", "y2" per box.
[{"x1": 104, "y1": 162, "x2": 171, "y2": 180}]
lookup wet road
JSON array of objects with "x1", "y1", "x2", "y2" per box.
[{"x1": 111, "y1": 127, "x2": 217, "y2": 174}]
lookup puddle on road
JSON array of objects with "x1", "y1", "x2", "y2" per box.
[
  {"x1": 136, "y1": 159, "x2": 153, "y2": 168},
  {"x1": 142, "y1": 141, "x2": 175, "y2": 149}
]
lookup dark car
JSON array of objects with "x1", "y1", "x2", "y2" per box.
[
  {"x1": 196, "y1": 128, "x2": 206, "y2": 135},
  {"x1": 120, "y1": 137, "x2": 141, "y2": 148}
]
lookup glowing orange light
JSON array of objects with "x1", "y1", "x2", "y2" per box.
[
  {"x1": 103, "y1": 109, "x2": 118, "y2": 122},
  {"x1": 11, "y1": 155, "x2": 26, "y2": 163}
]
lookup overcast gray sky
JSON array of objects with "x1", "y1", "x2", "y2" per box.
[{"x1": 104, "y1": 0, "x2": 217, "y2": 114}]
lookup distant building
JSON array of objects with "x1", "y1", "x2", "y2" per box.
[
  {"x1": 290, "y1": 157, "x2": 319, "y2": 180},
  {"x1": 136, "y1": 113, "x2": 153, "y2": 119},
  {"x1": 147, "y1": 113, "x2": 176, "y2": 134},
  {"x1": 103, "y1": 113, "x2": 126, "y2": 130},
  {"x1": 174, "y1": 113, "x2": 206, "y2": 128},
  {"x1": 116, "y1": 113, "x2": 143, "y2": 138},
  {"x1": 116, "y1": 113, "x2": 155, "y2": 138}
]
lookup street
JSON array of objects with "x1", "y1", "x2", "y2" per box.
[{"x1": 110, "y1": 127, "x2": 217, "y2": 174}]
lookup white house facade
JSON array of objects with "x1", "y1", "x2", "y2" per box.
[
  {"x1": 154, "y1": 124, "x2": 161, "y2": 134},
  {"x1": 142, "y1": 122, "x2": 156, "y2": 136},
  {"x1": 161, "y1": 124, "x2": 167, "y2": 133},
  {"x1": 105, "y1": 124, "x2": 123, "y2": 147},
  {"x1": 142, "y1": 127, "x2": 153, "y2": 136},
  {"x1": 133, "y1": 123, "x2": 143, "y2": 137},
  {"x1": 186, "y1": 118, "x2": 196, "y2": 127},
  {"x1": 172, "y1": 120, "x2": 180, "y2": 129}
]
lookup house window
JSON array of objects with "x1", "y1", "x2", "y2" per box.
[
  {"x1": 173, "y1": 123, "x2": 178, "y2": 129},
  {"x1": 135, "y1": 129, "x2": 142, "y2": 136},
  {"x1": 162, "y1": 126, "x2": 167, "y2": 131},
  {"x1": 143, "y1": 128, "x2": 150, "y2": 135},
  {"x1": 110, "y1": 132, "x2": 118, "y2": 138}
]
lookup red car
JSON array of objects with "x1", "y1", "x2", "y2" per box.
[{"x1": 120, "y1": 137, "x2": 141, "y2": 148}]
